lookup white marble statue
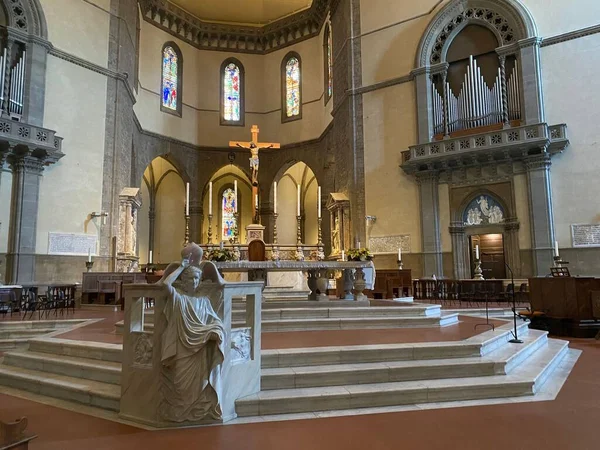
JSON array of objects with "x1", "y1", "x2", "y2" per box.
[
  {"x1": 158, "y1": 243, "x2": 226, "y2": 423},
  {"x1": 332, "y1": 215, "x2": 341, "y2": 252}
]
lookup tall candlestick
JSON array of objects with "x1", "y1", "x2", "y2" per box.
[
  {"x1": 554, "y1": 240, "x2": 559, "y2": 257},
  {"x1": 185, "y1": 182, "x2": 190, "y2": 215},
  {"x1": 209, "y1": 182, "x2": 213, "y2": 215},
  {"x1": 149, "y1": 250, "x2": 153, "y2": 264},
  {"x1": 234, "y1": 180, "x2": 238, "y2": 212},
  {"x1": 475, "y1": 244, "x2": 480, "y2": 260},
  {"x1": 297, "y1": 184, "x2": 301, "y2": 216},
  {"x1": 317, "y1": 186, "x2": 321, "y2": 218},
  {"x1": 273, "y1": 181, "x2": 278, "y2": 214}
]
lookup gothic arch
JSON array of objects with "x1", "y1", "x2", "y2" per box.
[
  {"x1": 2, "y1": 0, "x2": 48, "y2": 38},
  {"x1": 416, "y1": 0, "x2": 538, "y2": 67}
]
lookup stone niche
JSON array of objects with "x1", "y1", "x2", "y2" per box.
[
  {"x1": 116, "y1": 187, "x2": 141, "y2": 272},
  {"x1": 326, "y1": 193, "x2": 351, "y2": 257}
]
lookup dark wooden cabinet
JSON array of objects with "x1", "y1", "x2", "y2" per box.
[
  {"x1": 529, "y1": 277, "x2": 600, "y2": 337},
  {"x1": 367, "y1": 269, "x2": 412, "y2": 299},
  {"x1": 82, "y1": 272, "x2": 147, "y2": 305}
]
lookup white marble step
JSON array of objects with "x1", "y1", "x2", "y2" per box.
[
  {"x1": 235, "y1": 300, "x2": 371, "y2": 310},
  {"x1": 254, "y1": 313, "x2": 458, "y2": 332},
  {"x1": 0, "y1": 339, "x2": 28, "y2": 351},
  {"x1": 261, "y1": 331, "x2": 547, "y2": 390},
  {"x1": 0, "y1": 328, "x2": 56, "y2": 339},
  {"x1": 0, "y1": 364, "x2": 120, "y2": 411},
  {"x1": 235, "y1": 338, "x2": 568, "y2": 416},
  {"x1": 28, "y1": 338, "x2": 122, "y2": 363},
  {"x1": 262, "y1": 322, "x2": 530, "y2": 368},
  {"x1": 0, "y1": 319, "x2": 85, "y2": 330},
  {"x1": 3, "y1": 351, "x2": 121, "y2": 385}
]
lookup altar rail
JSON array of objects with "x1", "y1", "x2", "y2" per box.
[
  {"x1": 413, "y1": 279, "x2": 529, "y2": 303},
  {"x1": 120, "y1": 281, "x2": 263, "y2": 426}
]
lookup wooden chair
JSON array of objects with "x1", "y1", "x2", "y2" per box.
[{"x1": 248, "y1": 240, "x2": 266, "y2": 262}]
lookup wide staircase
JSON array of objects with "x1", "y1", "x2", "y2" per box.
[
  {"x1": 0, "y1": 319, "x2": 89, "y2": 350},
  {"x1": 0, "y1": 319, "x2": 569, "y2": 419}
]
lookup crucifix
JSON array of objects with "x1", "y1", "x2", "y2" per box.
[{"x1": 229, "y1": 125, "x2": 280, "y2": 223}]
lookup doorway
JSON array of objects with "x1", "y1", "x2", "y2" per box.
[{"x1": 470, "y1": 233, "x2": 506, "y2": 279}]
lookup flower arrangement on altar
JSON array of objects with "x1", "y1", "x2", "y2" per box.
[
  {"x1": 346, "y1": 248, "x2": 374, "y2": 261},
  {"x1": 205, "y1": 248, "x2": 236, "y2": 262}
]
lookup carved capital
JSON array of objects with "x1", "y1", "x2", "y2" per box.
[
  {"x1": 415, "y1": 170, "x2": 439, "y2": 185},
  {"x1": 449, "y1": 221, "x2": 466, "y2": 235},
  {"x1": 524, "y1": 155, "x2": 551, "y2": 172},
  {"x1": 9, "y1": 155, "x2": 45, "y2": 174},
  {"x1": 503, "y1": 218, "x2": 520, "y2": 232}
]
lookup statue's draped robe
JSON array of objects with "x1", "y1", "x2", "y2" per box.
[{"x1": 160, "y1": 282, "x2": 225, "y2": 422}]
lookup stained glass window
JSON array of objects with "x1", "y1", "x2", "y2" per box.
[
  {"x1": 221, "y1": 188, "x2": 237, "y2": 241},
  {"x1": 326, "y1": 23, "x2": 333, "y2": 99},
  {"x1": 223, "y1": 62, "x2": 241, "y2": 122},
  {"x1": 285, "y1": 56, "x2": 301, "y2": 118},
  {"x1": 162, "y1": 46, "x2": 178, "y2": 111}
]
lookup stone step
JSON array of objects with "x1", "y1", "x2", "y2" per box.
[
  {"x1": 254, "y1": 313, "x2": 458, "y2": 332},
  {"x1": 232, "y1": 305, "x2": 441, "y2": 322},
  {"x1": 80, "y1": 304, "x2": 120, "y2": 312},
  {"x1": 235, "y1": 300, "x2": 371, "y2": 310},
  {"x1": 28, "y1": 338, "x2": 122, "y2": 363},
  {"x1": 0, "y1": 329, "x2": 56, "y2": 339},
  {"x1": 262, "y1": 322, "x2": 530, "y2": 368},
  {"x1": 0, "y1": 364, "x2": 120, "y2": 411},
  {"x1": 3, "y1": 351, "x2": 122, "y2": 385},
  {"x1": 0, "y1": 319, "x2": 85, "y2": 330},
  {"x1": 0, "y1": 339, "x2": 28, "y2": 351},
  {"x1": 261, "y1": 331, "x2": 547, "y2": 389},
  {"x1": 235, "y1": 338, "x2": 568, "y2": 417}
]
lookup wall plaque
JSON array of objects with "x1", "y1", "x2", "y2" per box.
[
  {"x1": 571, "y1": 224, "x2": 600, "y2": 248},
  {"x1": 48, "y1": 232, "x2": 97, "y2": 256},
  {"x1": 369, "y1": 235, "x2": 411, "y2": 254}
]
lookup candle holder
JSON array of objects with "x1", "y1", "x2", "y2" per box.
[
  {"x1": 295, "y1": 215, "x2": 304, "y2": 261},
  {"x1": 397, "y1": 259, "x2": 403, "y2": 270},
  {"x1": 473, "y1": 258, "x2": 484, "y2": 280},
  {"x1": 85, "y1": 261, "x2": 94, "y2": 272},
  {"x1": 233, "y1": 212, "x2": 240, "y2": 244},
  {"x1": 317, "y1": 217, "x2": 325, "y2": 261},
  {"x1": 207, "y1": 214, "x2": 213, "y2": 245},
  {"x1": 553, "y1": 256, "x2": 569, "y2": 268},
  {"x1": 184, "y1": 215, "x2": 190, "y2": 246},
  {"x1": 233, "y1": 245, "x2": 241, "y2": 261},
  {"x1": 271, "y1": 213, "x2": 280, "y2": 261}
]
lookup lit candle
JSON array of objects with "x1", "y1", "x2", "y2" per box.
[
  {"x1": 297, "y1": 184, "x2": 301, "y2": 217},
  {"x1": 149, "y1": 250, "x2": 153, "y2": 264},
  {"x1": 398, "y1": 247, "x2": 402, "y2": 261},
  {"x1": 358, "y1": 240, "x2": 361, "y2": 249},
  {"x1": 317, "y1": 186, "x2": 321, "y2": 219},
  {"x1": 88, "y1": 248, "x2": 92, "y2": 263},
  {"x1": 341, "y1": 250, "x2": 345, "y2": 261},
  {"x1": 555, "y1": 240, "x2": 559, "y2": 257},
  {"x1": 475, "y1": 245, "x2": 480, "y2": 260},
  {"x1": 185, "y1": 182, "x2": 190, "y2": 216},
  {"x1": 208, "y1": 182, "x2": 213, "y2": 215},
  {"x1": 234, "y1": 180, "x2": 238, "y2": 213},
  {"x1": 255, "y1": 194, "x2": 258, "y2": 209},
  {"x1": 273, "y1": 181, "x2": 278, "y2": 214}
]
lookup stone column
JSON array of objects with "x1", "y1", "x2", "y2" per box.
[
  {"x1": 116, "y1": 188, "x2": 141, "y2": 272},
  {"x1": 518, "y1": 38, "x2": 545, "y2": 125},
  {"x1": 503, "y1": 218, "x2": 522, "y2": 277},
  {"x1": 498, "y1": 54, "x2": 510, "y2": 126},
  {"x1": 189, "y1": 201, "x2": 203, "y2": 244},
  {"x1": 0, "y1": 150, "x2": 6, "y2": 190},
  {"x1": 412, "y1": 66, "x2": 434, "y2": 144},
  {"x1": 22, "y1": 40, "x2": 48, "y2": 126},
  {"x1": 449, "y1": 222, "x2": 469, "y2": 279},
  {"x1": 6, "y1": 154, "x2": 44, "y2": 283},
  {"x1": 416, "y1": 171, "x2": 443, "y2": 277},
  {"x1": 148, "y1": 206, "x2": 156, "y2": 257},
  {"x1": 525, "y1": 154, "x2": 554, "y2": 275}
]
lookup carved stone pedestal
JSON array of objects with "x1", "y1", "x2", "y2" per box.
[
  {"x1": 116, "y1": 188, "x2": 141, "y2": 272},
  {"x1": 245, "y1": 224, "x2": 265, "y2": 243}
]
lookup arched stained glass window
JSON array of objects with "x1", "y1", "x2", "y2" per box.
[
  {"x1": 324, "y1": 21, "x2": 333, "y2": 103},
  {"x1": 221, "y1": 59, "x2": 245, "y2": 126},
  {"x1": 221, "y1": 188, "x2": 237, "y2": 241},
  {"x1": 282, "y1": 53, "x2": 302, "y2": 122},
  {"x1": 161, "y1": 43, "x2": 183, "y2": 116}
]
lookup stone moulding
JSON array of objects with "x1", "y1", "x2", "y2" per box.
[
  {"x1": 400, "y1": 123, "x2": 568, "y2": 175},
  {"x1": 0, "y1": 117, "x2": 64, "y2": 165},
  {"x1": 139, "y1": 0, "x2": 329, "y2": 55}
]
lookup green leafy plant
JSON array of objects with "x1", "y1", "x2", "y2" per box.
[
  {"x1": 346, "y1": 248, "x2": 373, "y2": 261},
  {"x1": 206, "y1": 248, "x2": 236, "y2": 262}
]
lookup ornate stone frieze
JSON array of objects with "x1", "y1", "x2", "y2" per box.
[
  {"x1": 523, "y1": 154, "x2": 551, "y2": 172},
  {"x1": 133, "y1": 332, "x2": 153, "y2": 368},
  {"x1": 0, "y1": 117, "x2": 63, "y2": 166},
  {"x1": 139, "y1": 0, "x2": 329, "y2": 55},
  {"x1": 401, "y1": 123, "x2": 568, "y2": 176},
  {"x1": 230, "y1": 327, "x2": 251, "y2": 365},
  {"x1": 368, "y1": 235, "x2": 411, "y2": 254}
]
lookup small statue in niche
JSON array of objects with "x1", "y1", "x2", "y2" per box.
[
  {"x1": 158, "y1": 243, "x2": 226, "y2": 423},
  {"x1": 332, "y1": 215, "x2": 341, "y2": 253}
]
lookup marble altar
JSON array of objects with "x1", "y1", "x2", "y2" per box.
[
  {"x1": 116, "y1": 187, "x2": 141, "y2": 272},
  {"x1": 214, "y1": 260, "x2": 373, "y2": 302}
]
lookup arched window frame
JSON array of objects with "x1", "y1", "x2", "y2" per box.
[
  {"x1": 281, "y1": 51, "x2": 302, "y2": 123},
  {"x1": 220, "y1": 58, "x2": 245, "y2": 127},
  {"x1": 323, "y1": 21, "x2": 333, "y2": 105},
  {"x1": 160, "y1": 41, "x2": 183, "y2": 117}
]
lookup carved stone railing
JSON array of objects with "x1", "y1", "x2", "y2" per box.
[
  {"x1": 0, "y1": 117, "x2": 63, "y2": 164},
  {"x1": 120, "y1": 281, "x2": 263, "y2": 426},
  {"x1": 401, "y1": 123, "x2": 568, "y2": 174}
]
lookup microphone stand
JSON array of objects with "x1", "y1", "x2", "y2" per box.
[{"x1": 503, "y1": 258, "x2": 523, "y2": 344}]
